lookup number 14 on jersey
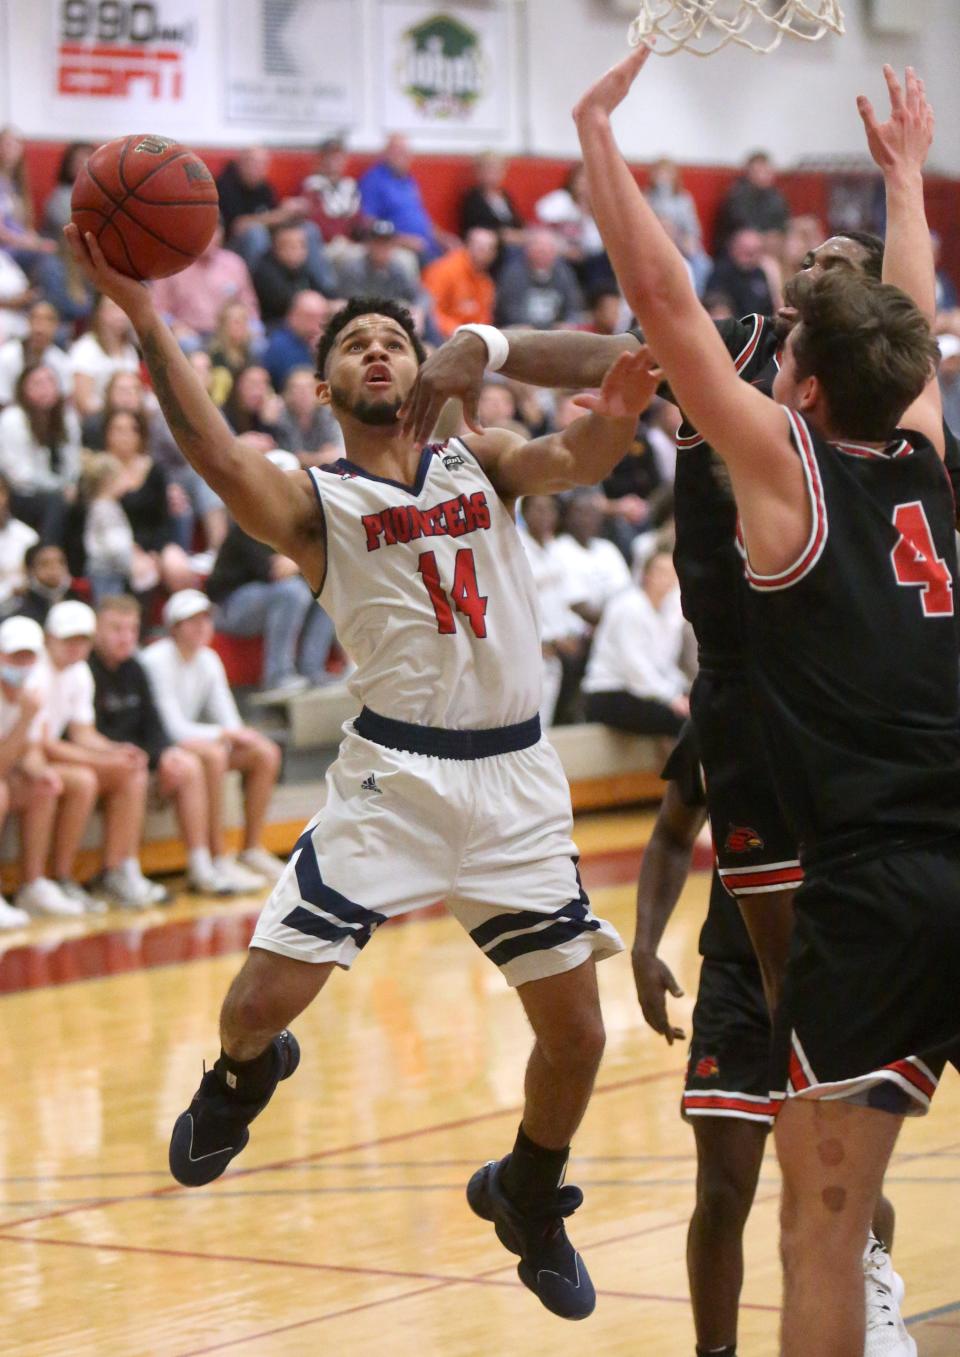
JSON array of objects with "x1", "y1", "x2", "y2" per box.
[{"x1": 418, "y1": 549, "x2": 489, "y2": 638}]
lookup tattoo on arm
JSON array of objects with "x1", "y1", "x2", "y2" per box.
[{"x1": 140, "y1": 331, "x2": 206, "y2": 454}]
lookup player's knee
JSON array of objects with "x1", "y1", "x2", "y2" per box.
[
  {"x1": 696, "y1": 1161, "x2": 755, "y2": 1231},
  {"x1": 540, "y1": 1012, "x2": 605, "y2": 1074}
]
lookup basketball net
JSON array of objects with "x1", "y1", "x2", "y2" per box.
[{"x1": 629, "y1": 0, "x2": 845, "y2": 56}]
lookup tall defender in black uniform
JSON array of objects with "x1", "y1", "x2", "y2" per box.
[{"x1": 577, "y1": 48, "x2": 954, "y2": 1357}]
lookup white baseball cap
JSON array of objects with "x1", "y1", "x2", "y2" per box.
[
  {"x1": 266, "y1": 449, "x2": 301, "y2": 472},
  {"x1": 0, "y1": 614, "x2": 45, "y2": 655},
  {"x1": 45, "y1": 600, "x2": 96, "y2": 640},
  {"x1": 162, "y1": 589, "x2": 212, "y2": 628},
  {"x1": 938, "y1": 333, "x2": 960, "y2": 361}
]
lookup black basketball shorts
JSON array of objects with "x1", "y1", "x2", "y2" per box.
[
  {"x1": 683, "y1": 957, "x2": 777, "y2": 1125},
  {"x1": 690, "y1": 668, "x2": 803, "y2": 900},
  {"x1": 774, "y1": 837, "x2": 960, "y2": 1117}
]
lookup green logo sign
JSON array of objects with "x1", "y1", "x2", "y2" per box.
[{"x1": 400, "y1": 13, "x2": 484, "y2": 119}]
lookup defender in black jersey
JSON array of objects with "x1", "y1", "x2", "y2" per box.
[
  {"x1": 633, "y1": 723, "x2": 901, "y2": 1357},
  {"x1": 578, "y1": 50, "x2": 945, "y2": 1357}
]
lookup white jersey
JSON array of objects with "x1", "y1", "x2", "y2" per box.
[{"x1": 310, "y1": 438, "x2": 543, "y2": 728}]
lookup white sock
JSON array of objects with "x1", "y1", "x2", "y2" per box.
[{"x1": 189, "y1": 847, "x2": 214, "y2": 877}]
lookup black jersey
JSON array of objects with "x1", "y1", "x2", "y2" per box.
[
  {"x1": 943, "y1": 421, "x2": 960, "y2": 528},
  {"x1": 745, "y1": 410, "x2": 960, "y2": 866},
  {"x1": 671, "y1": 315, "x2": 781, "y2": 667},
  {"x1": 661, "y1": 722, "x2": 757, "y2": 964}
]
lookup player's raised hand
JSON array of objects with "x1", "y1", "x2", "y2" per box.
[
  {"x1": 632, "y1": 948, "x2": 685, "y2": 1044},
  {"x1": 572, "y1": 43, "x2": 654, "y2": 125},
  {"x1": 399, "y1": 330, "x2": 487, "y2": 446},
  {"x1": 572, "y1": 346, "x2": 661, "y2": 419},
  {"x1": 857, "y1": 64, "x2": 934, "y2": 177},
  {"x1": 63, "y1": 223, "x2": 151, "y2": 321}
]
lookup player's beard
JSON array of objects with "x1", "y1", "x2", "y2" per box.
[{"x1": 329, "y1": 382, "x2": 401, "y2": 427}]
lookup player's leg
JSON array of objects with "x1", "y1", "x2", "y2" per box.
[
  {"x1": 735, "y1": 888, "x2": 795, "y2": 1015},
  {"x1": 776, "y1": 1098, "x2": 903, "y2": 1357},
  {"x1": 688, "y1": 1118, "x2": 767, "y2": 1355}
]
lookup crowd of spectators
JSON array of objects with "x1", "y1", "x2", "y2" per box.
[{"x1": 0, "y1": 126, "x2": 955, "y2": 925}]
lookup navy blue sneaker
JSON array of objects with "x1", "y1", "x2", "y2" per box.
[
  {"x1": 168, "y1": 1030, "x2": 300, "y2": 1186},
  {"x1": 467, "y1": 1156, "x2": 595, "y2": 1320}
]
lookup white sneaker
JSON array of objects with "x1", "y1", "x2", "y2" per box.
[
  {"x1": 98, "y1": 863, "x2": 155, "y2": 911},
  {"x1": 0, "y1": 895, "x2": 29, "y2": 927},
  {"x1": 237, "y1": 846, "x2": 285, "y2": 883},
  {"x1": 212, "y1": 855, "x2": 268, "y2": 893},
  {"x1": 186, "y1": 860, "x2": 239, "y2": 897},
  {"x1": 864, "y1": 1234, "x2": 916, "y2": 1356},
  {"x1": 57, "y1": 880, "x2": 108, "y2": 915},
  {"x1": 15, "y1": 877, "x2": 84, "y2": 918}
]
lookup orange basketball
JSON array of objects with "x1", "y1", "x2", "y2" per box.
[{"x1": 71, "y1": 134, "x2": 220, "y2": 281}]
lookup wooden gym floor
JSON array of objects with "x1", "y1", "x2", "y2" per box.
[{"x1": 1, "y1": 809, "x2": 957, "y2": 1356}]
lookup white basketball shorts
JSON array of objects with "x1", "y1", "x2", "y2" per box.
[{"x1": 251, "y1": 723, "x2": 623, "y2": 987}]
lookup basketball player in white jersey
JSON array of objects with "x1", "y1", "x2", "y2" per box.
[{"x1": 65, "y1": 223, "x2": 660, "y2": 1321}]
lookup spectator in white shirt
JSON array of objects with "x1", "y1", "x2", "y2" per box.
[
  {"x1": 0, "y1": 301, "x2": 71, "y2": 405},
  {"x1": 0, "y1": 613, "x2": 83, "y2": 922},
  {"x1": 141, "y1": 590, "x2": 284, "y2": 888},
  {"x1": 0, "y1": 473, "x2": 37, "y2": 607},
  {"x1": 583, "y1": 550, "x2": 689, "y2": 739},
  {"x1": 40, "y1": 600, "x2": 164, "y2": 910},
  {"x1": 553, "y1": 490, "x2": 631, "y2": 628},
  {"x1": 68, "y1": 294, "x2": 139, "y2": 417},
  {"x1": 519, "y1": 495, "x2": 588, "y2": 727},
  {"x1": 0, "y1": 362, "x2": 82, "y2": 540}
]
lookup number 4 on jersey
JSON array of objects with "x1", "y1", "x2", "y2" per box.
[
  {"x1": 890, "y1": 501, "x2": 954, "y2": 617},
  {"x1": 418, "y1": 549, "x2": 488, "y2": 638}
]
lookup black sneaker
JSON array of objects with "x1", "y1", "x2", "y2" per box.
[
  {"x1": 168, "y1": 1030, "x2": 300, "y2": 1186},
  {"x1": 467, "y1": 1156, "x2": 595, "y2": 1320}
]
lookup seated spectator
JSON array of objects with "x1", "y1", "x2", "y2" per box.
[
  {"x1": 336, "y1": 220, "x2": 421, "y2": 306},
  {"x1": 422, "y1": 228, "x2": 497, "y2": 338},
  {"x1": 358, "y1": 134, "x2": 455, "y2": 263},
  {"x1": 151, "y1": 220, "x2": 260, "y2": 349},
  {"x1": 643, "y1": 396, "x2": 681, "y2": 486},
  {"x1": 12, "y1": 542, "x2": 80, "y2": 626},
  {"x1": 601, "y1": 419, "x2": 668, "y2": 557},
  {"x1": 0, "y1": 246, "x2": 37, "y2": 342},
  {"x1": 300, "y1": 136, "x2": 366, "y2": 255},
  {"x1": 39, "y1": 599, "x2": 164, "y2": 909},
  {"x1": 32, "y1": 232, "x2": 96, "y2": 332},
  {"x1": 714, "y1": 150, "x2": 790, "y2": 253},
  {"x1": 206, "y1": 519, "x2": 335, "y2": 697},
  {"x1": 103, "y1": 409, "x2": 194, "y2": 595},
  {"x1": 535, "y1": 164, "x2": 611, "y2": 290},
  {"x1": 261, "y1": 290, "x2": 329, "y2": 393},
  {"x1": 0, "y1": 362, "x2": 81, "y2": 540},
  {"x1": 938, "y1": 333, "x2": 960, "y2": 436},
  {"x1": 476, "y1": 380, "x2": 519, "y2": 430},
  {"x1": 0, "y1": 473, "x2": 37, "y2": 608},
  {"x1": 0, "y1": 301, "x2": 71, "y2": 404},
  {"x1": 583, "y1": 550, "x2": 689, "y2": 738},
  {"x1": 42, "y1": 142, "x2": 94, "y2": 238},
  {"x1": 222, "y1": 365, "x2": 283, "y2": 450},
  {"x1": 0, "y1": 613, "x2": 89, "y2": 920},
  {"x1": 91, "y1": 594, "x2": 255, "y2": 896},
  {"x1": 459, "y1": 152, "x2": 525, "y2": 257},
  {"x1": 519, "y1": 495, "x2": 588, "y2": 728},
  {"x1": 208, "y1": 300, "x2": 258, "y2": 404},
  {"x1": 0, "y1": 128, "x2": 56, "y2": 268},
  {"x1": 274, "y1": 367, "x2": 343, "y2": 465},
  {"x1": 216, "y1": 146, "x2": 304, "y2": 266},
  {"x1": 68, "y1": 294, "x2": 140, "y2": 417},
  {"x1": 141, "y1": 589, "x2": 285, "y2": 884},
  {"x1": 704, "y1": 228, "x2": 776, "y2": 318},
  {"x1": 645, "y1": 158, "x2": 711, "y2": 295},
  {"x1": 782, "y1": 214, "x2": 826, "y2": 279},
  {"x1": 578, "y1": 286, "x2": 626, "y2": 336},
  {"x1": 81, "y1": 455, "x2": 136, "y2": 604},
  {"x1": 252, "y1": 221, "x2": 335, "y2": 326},
  {"x1": 495, "y1": 229, "x2": 582, "y2": 330},
  {"x1": 554, "y1": 490, "x2": 630, "y2": 626}
]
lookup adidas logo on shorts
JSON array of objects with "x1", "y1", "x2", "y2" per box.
[{"x1": 361, "y1": 774, "x2": 382, "y2": 794}]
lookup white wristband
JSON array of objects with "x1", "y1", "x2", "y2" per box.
[{"x1": 454, "y1": 323, "x2": 509, "y2": 372}]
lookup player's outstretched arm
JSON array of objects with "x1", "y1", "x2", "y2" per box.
[
  {"x1": 632, "y1": 782, "x2": 706, "y2": 1045},
  {"x1": 572, "y1": 50, "x2": 807, "y2": 574},
  {"x1": 399, "y1": 328, "x2": 641, "y2": 446},
  {"x1": 63, "y1": 226, "x2": 325, "y2": 588},
  {"x1": 468, "y1": 348, "x2": 659, "y2": 499},
  {"x1": 859, "y1": 65, "x2": 936, "y2": 321}
]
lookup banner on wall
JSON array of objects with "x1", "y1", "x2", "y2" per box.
[
  {"x1": 223, "y1": 0, "x2": 359, "y2": 127},
  {"x1": 378, "y1": 2, "x2": 512, "y2": 136},
  {"x1": 45, "y1": 0, "x2": 204, "y2": 131}
]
